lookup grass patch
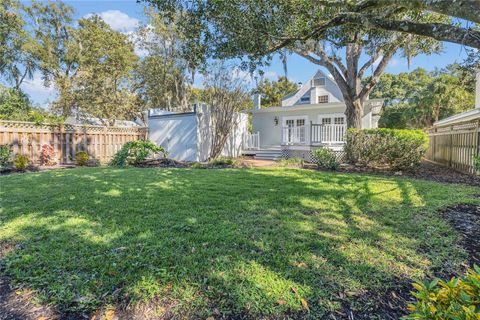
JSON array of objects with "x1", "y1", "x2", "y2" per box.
[{"x1": 0, "y1": 167, "x2": 478, "y2": 318}]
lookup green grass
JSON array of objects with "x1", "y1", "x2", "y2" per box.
[{"x1": 0, "y1": 167, "x2": 478, "y2": 318}]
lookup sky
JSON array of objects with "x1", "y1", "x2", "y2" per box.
[{"x1": 18, "y1": 0, "x2": 471, "y2": 107}]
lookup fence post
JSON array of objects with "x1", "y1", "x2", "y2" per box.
[{"x1": 448, "y1": 125, "x2": 453, "y2": 167}]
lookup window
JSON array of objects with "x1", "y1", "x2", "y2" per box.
[
  {"x1": 286, "y1": 119, "x2": 295, "y2": 127},
  {"x1": 300, "y1": 96, "x2": 310, "y2": 103},
  {"x1": 296, "y1": 119, "x2": 305, "y2": 126},
  {"x1": 321, "y1": 118, "x2": 331, "y2": 125},
  {"x1": 318, "y1": 95, "x2": 329, "y2": 103},
  {"x1": 313, "y1": 77, "x2": 326, "y2": 86},
  {"x1": 334, "y1": 117, "x2": 345, "y2": 124}
]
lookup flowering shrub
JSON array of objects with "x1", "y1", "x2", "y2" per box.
[
  {"x1": 311, "y1": 148, "x2": 339, "y2": 170},
  {"x1": 13, "y1": 155, "x2": 29, "y2": 171},
  {"x1": 404, "y1": 266, "x2": 480, "y2": 319},
  {"x1": 110, "y1": 140, "x2": 167, "y2": 167},
  {"x1": 0, "y1": 145, "x2": 11, "y2": 168},
  {"x1": 345, "y1": 128, "x2": 428, "y2": 170},
  {"x1": 40, "y1": 144, "x2": 56, "y2": 166},
  {"x1": 75, "y1": 151, "x2": 89, "y2": 166}
]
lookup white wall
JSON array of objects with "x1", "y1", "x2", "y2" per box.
[{"x1": 148, "y1": 113, "x2": 198, "y2": 161}]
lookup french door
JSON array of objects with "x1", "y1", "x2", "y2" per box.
[{"x1": 282, "y1": 116, "x2": 307, "y2": 144}]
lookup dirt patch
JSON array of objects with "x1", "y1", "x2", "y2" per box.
[
  {"x1": 136, "y1": 158, "x2": 190, "y2": 168},
  {"x1": 442, "y1": 204, "x2": 480, "y2": 267}
]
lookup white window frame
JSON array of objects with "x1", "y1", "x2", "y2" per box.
[
  {"x1": 318, "y1": 113, "x2": 346, "y2": 125},
  {"x1": 283, "y1": 115, "x2": 308, "y2": 127},
  {"x1": 312, "y1": 77, "x2": 326, "y2": 87},
  {"x1": 317, "y1": 94, "x2": 329, "y2": 104}
]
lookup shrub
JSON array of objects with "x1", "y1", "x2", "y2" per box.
[
  {"x1": 403, "y1": 265, "x2": 480, "y2": 319},
  {"x1": 345, "y1": 128, "x2": 428, "y2": 170},
  {"x1": 0, "y1": 145, "x2": 11, "y2": 168},
  {"x1": 110, "y1": 140, "x2": 167, "y2": 167},
  {"x1": 311, "y1": 148, "x2": 339, "y2": 170},
  {"x1": 210, "y1": 157, "x2": 237, "y2": 166},
  {"x1": 75, "y1": 151, "x2": 89, "y2": 166},
  {"x1": 13, "y1": 155, "x2": 29, "y2": 171},
  {"x1": 473, "y1": 155, "x2": 480, "y2": 174},
  {"x1": 40, "y1": 144, "x2": 56, "y2": 166}
]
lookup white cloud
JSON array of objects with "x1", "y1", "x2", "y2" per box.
[
  {"x1": 84, "y1": 10, "x2": 139, "y2": 32},
  {"x1": 22, "y1": 73, "x2": 54, "y2": 93},
  {"x1": 388, "y1": 58, "x2": 408, "y2": 67}
]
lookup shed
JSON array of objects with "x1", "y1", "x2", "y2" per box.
[{"x1": 148, "y1": 104, "x2": 249, "y2": 162}]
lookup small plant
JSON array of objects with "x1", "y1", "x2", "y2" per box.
[
  {"x1": 13, "y1": 155, "x2": 29, "y2": 171},
  {"x1": 75, "y1": 151, "x2": 89, "y2": 166},
  {"x1": 0, "y1": 145, "x2": 12, "y2": 168},
  {"x1": 40, "y1": 144, "x2": 56, "y2": 166},
  {"x1": 210, "y1": 157, "x2": 237, "y2": 166},
  {"x1": 278, "y1": 157, "x2": 304, "y2": 167},
  {"x1": 110, "y1": 140, "x2": 167, "y2": 167},
  {"x1": 403, "y1": 265, "x2": 480, "y2": 319},
  {"x1": 473, "y1": 155, "x2": 480, "y2": 173},
  {"x1": 311, "y1": 148, "x2": 339, "y2": 170}
]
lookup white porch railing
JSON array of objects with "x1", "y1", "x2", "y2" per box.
[
  {"x1": 282, "y1": 125, "x2": 306, "y2": 144},
  {"x1": 311, "y1": 124, "x2": 346, "y2": 144},
  {"x1": 243, "y1": 131, "x2": 260, "y2": 149}
]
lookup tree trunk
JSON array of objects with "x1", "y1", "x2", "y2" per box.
[{"x1": 345, "y1": 99, "x2": 363, "y2": 128}]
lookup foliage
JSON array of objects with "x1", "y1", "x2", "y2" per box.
[
  {"x1": 311, "y1": 148, "x2": 339, "y2": 170},
  {"x1": 39, "y1": 144, "x2": 55, "y2": 166},
  {"x1": 209, "y1": 157, "x2": 237, "y2": 166},
  {"x1": 404, "y1": 266, "x2": 480, "y2": 319},
  {"x1": 278, "y1": 157, "x2": 304, "y2": 167},
  {"x1": 373, "y1": 65, "x2": 474, "y2": 129},
  {"x1": 253, "y1": 76, "x2": 298, "y2": 108},
  {"x1": 202, "y1": 63, "x2": 250, "y2": 160},
  {"x1": 13, "y1": 154, "x2": 28, "y2": 170},
  {"x1": 133, "y1": 8, "x2": 193, "y2": 114},
  {"x1": 0, "y1": 145, "x2": 12, "y2": 168},
  {"x1": 473, "y1": 155, "x2": 480, "y2": 174},
  {"x1": 345, "y1": 129, "x2": 429, "y2": 170},
  {"x1": 75, "y1": 151, "x2": 89, "y2": 166},
  {"x1": 109, "y1": 140, "x2": 167, "y2": 167},
  {"x1": 0, "y1": 167, "x2": 478, "y2": 317}
]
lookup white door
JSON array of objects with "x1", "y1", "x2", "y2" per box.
[
  {"x1": 283, "y1": 116, "x2": 307, "y2": 144},
  {"x1": 318, "y1": 115, "x2": 346, "y2": 143}
]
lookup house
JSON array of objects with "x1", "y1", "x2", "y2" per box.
[
  {"x1": 245, "y1": 70, "x2": 383, "y2": 160},
  {"x1": 148, "y1": 104, "x2": 249, "y2": 161}
]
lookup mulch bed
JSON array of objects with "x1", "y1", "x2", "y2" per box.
[{"x1": 442, "y1": 204, "x2": 480, "y2": 267}]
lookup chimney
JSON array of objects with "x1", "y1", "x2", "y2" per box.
[
  {"x1": 253, "y1": 94, "x2": 261, "y2": 110},
  {"x1": 476, "y1": 69, "x2": 480, "y2": 109}
]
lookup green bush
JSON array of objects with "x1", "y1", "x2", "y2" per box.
[
  {"x1": 110, "y1": 140, "x2": 167, "y2": 167},
  {"x1": 311, "y1": 148, "x2": 339, "y2": 170},
  {"x1": 75, "y1": 151, "x2": 89, "y2": 166},
  {"x1": 345, "y1": 128, "x2": 428, "y2": 170},
  {"x1": 473, "y1": 155, "x2": 480, "y2": 174},
  {"x1": 278, "y1": 157, "x2": 304, "y2": 167},
  {"x1": 210, "y1": 157, "x2": 237, "y2": 166},
  {"x1": 0, "y1": 145, "x2": 12, "y2": 168},
  {"x1": 403, "y1": 265, "x2": 480, "y2": 319},
  {"x1": 13, "y1": 155, "x2": 28, "y2": 171}
]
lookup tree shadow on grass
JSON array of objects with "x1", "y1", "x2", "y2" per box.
[{"x1": 0, "y1": 167, "x2": 477, "y2": 319}]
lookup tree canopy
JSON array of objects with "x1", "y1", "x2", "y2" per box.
[{"x1": 253, "y1": 76, "x2": 298, "y2": 108}]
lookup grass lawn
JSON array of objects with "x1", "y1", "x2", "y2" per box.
[{"x1": 0, "y1": 167, "x2": 478, "y2": 318}]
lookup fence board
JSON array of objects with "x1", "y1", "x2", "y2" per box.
[
  {"x1": 426, "y1": 120, "x2": 479, "y2": 174},
  {"x1": 0, "y1": 120, "x2": 147, "y2": 165}
]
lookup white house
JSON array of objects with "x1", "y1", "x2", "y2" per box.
[
  {"x1": 245, "y1": 70, "x2": 383, "y2": 160},
  {"x1": 148, "y1": 104, "x2": 249, "y2": 161}
]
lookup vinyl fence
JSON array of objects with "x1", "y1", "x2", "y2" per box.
[
  {"x1": 425, "y1": 120, "x2": 479, "y2": 174},
  {"x1": 0, "y1": 120, "x2": 147, "y2": 165}
]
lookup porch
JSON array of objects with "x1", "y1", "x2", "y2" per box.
[{"x1": 243, "y1": 123, "x2": 347, "y2": 151}]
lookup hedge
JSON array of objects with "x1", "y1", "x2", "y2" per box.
[{"x1": 345, "y1": 128, "x2": 429, "y2": 170}]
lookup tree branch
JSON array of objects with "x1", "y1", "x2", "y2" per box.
[{"x1": 358, "y1": 48, "x2": 384, "y2": 79}]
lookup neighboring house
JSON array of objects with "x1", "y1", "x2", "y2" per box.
[
  {"x1": 246, "y1": 70, "x2": 383, "y2": 160},
  {"x1": 148, "y1": 104, "x2": 249, "y2": 161},
  {"x1": 65, "y1": 116, "x2": 143, "y2": 127}
]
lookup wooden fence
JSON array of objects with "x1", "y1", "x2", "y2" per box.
[
  {"x1": 0, "y1": 120, "x2": 147, "y2": 165},
  {"x1": 425, "y1": 120, "x2": 479, "y2": 174}
]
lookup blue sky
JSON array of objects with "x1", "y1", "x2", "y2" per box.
[{"x1": 20, "y1": 0, "x2": 470, "y2": 107}]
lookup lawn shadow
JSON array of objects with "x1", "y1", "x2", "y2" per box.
[{"x1": 0, "y1": 167, "x2": 477, "y2": 319}]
